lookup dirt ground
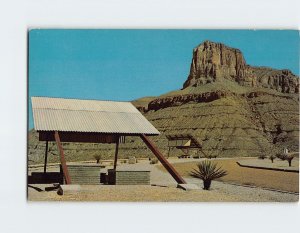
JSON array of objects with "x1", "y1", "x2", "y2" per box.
[
  {"x1": 158, "y1": 158, "x2": 299, "y2": 193},
  {"x1": 27, "y1": 158, "x2": 299, "y2": 202},
  {"x1": 27, "y1": 183, "x2": 298, "y2": 202},
  {"x1": 27, "y1": 185, "x2": 242, "y2": 202}
]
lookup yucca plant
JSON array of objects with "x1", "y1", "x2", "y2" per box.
[{"x1": 190, "y1": 160, "x2": 228, "y2": 190}]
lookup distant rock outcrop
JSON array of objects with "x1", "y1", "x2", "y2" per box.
[
  {"x1": 146, "y1": 91, "x2": 295, "y2": 112},
  {"x1": 183, "y1": 40, "x2": 299, "y2": 93}
]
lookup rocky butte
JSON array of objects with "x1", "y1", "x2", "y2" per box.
[
  {"x1": 183, "y1": 40, "x2": 299, "y2": 93},
  {"x1": 28, "y1": 40, "x2": 299, "y2": 163}
]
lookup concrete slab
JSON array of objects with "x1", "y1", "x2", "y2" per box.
[{"x1": 177, "y1": 183, "x2": 201, "y2": 191}]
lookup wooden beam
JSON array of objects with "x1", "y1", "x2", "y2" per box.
[
  {"x1": 140, "y1": 134, "x2": 186, "y2": 184},
  {"x1": 54, "y1": 131, "x2": 71, "y2": 184},
  {"x1": 43, "y1": 141, "x2": 48, "y2": 174},
  {"x1": 113, "y1": 136, "x2": 120, "y2": 170},
  {"x1": 39, "y1": 131, "x2": 119, "y2": 143},
  {"x1": 39, "y1": 131, "x2": 153, "y2": 143}
]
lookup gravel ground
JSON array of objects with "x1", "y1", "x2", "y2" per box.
[
  {"x1": 28, "y1": 159, "x2": 299, "y2": 202},
  {"x1": 27, "y1": 184, "x2": 245, "y2": 202},
  {"x1": 160, "y1": 159, "x2": 299, "y2": 193},
  {"x1": 27, "y1": 181, "x2": 298, "y2": 202},
  {"x1": 184, "y1": 178, "x2": 298, "y2": 202}
]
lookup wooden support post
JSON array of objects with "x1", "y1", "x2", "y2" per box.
[
  {"x1": 140, "y1": 134, "x2": 186, "y2": 184},
  {"x1": 44, "y1": 141, "x2": 48, "y2": 174},
  {"x1": 113, "y1": 136, "x2": 120, "y2": 170},
  {"x1": 54, "y1": 131, "x2": 71, "y2": 184}
]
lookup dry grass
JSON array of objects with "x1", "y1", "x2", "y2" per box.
[{"x1": 159, "y1": 159, "x2": 299, "y2": 193}]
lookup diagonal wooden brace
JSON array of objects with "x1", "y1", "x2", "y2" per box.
[
  {"x1": 140, "y1": 134, "x2": 186, "y2": 184},
  {"x1": 54, "y1": 131, "x2": 71, "y2": 184}
]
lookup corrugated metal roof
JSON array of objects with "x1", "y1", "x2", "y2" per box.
[{"x1": 31, "y1": 97, "x2": 160, "y2": 135}]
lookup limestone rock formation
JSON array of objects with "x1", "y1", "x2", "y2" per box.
[{"x1": 183, "y1": 40, "x2": 299, "y2": 94}]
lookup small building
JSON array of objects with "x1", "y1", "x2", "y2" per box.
[{"x1": 31, "y1": 97, "x2": 185, "y2": 184}]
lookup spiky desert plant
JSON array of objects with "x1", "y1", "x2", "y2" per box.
[
  {"x1": 269, "y1": 155, "x2": 276, "y2": 163},
  {"x1": 94, "y1": 154, "x2": 101, "y2": 164},
  {"x1": 189, "y1": 160, "x2": 228, "y2": 190}
]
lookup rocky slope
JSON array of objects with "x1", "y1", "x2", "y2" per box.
[{"x1": 28, "y1": 41, "x2": 299, "y2": 164}]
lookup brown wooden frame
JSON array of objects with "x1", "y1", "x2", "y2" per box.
[{"x1": 54, "y1": 131, "x2": 71, "y2": 184}]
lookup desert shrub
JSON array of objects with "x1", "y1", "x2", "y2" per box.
[
  {"x1": 286, "y1": 155, "x2": 294, "y2": 167},
  {"x1": 275, "y1": 153, "x2": 294, "y2": 167},
  {"x1": 276, "y1": 153, "x2": 286, "y2": 161},
  {"x1": 269, "y1": 155, "x2": 276, "y2": 163},
  {"x1": 94, "y1": 154, "x2": 101, "y2": 164},
  {"x1": 150, "y1": 158, "x2": 158, "y2": 164},
  {"x1": 258, "y1": 154, "x2": 266, "y2": 160},
  {"x1": 189, "y1": 160, "x2": 228, "y2": 190}
]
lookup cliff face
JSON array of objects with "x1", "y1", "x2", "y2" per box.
[
  {"x1": 249, "y1": 67, "x2": 299, "y2": 93},
  {"x1": 146, "y1": 91, "x2": 295, "y2": 112},
  {"x1": 183, "y1": 40, "x2": 299, "y2": 94}
]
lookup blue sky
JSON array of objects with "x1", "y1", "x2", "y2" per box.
[{"x1": 28, "y1": 29, "x2": 299, "y2": 130}]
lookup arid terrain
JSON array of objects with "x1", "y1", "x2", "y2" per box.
[
  {"x1": 28, "y1": 41, "x2": 299, "y2": 164},
  {"x1": 28, "y1": 157, "x2": 299, "y2": 202},
  {"x1": 27, "y1": 184, "x2": 298, "y2": 202},
  {"x1": 27, "y1": 40, "x2": 299, "y2": 202},
  {"x1": 158, "y1": 158, "x2": 299, "y2": 193}
]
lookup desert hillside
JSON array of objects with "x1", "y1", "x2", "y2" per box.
[{"x1": 28, "y1": 41, "x2": 299, "y2": 164}]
